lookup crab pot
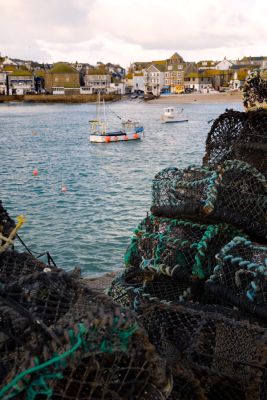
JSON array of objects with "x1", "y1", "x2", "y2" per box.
[
  {"x1": 139, "y1": 300, "x2": 267, "y2": 400},
  {"x1": 151, "y1": 161, "x2": 266, "y2": 238}
]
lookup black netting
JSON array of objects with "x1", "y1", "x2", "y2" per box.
[
  {"x1": 243, "y1": 69, "x2": 267, "y2": 110},
  {"x1": 234, "y1": 109, "x2": 267, "y2": 175},
  {"x1": 0, "y1": 250, "x2": 170, "y2": 400},
  {"x1": 0, "y1": 200, "x2": 16, "y2": 252},
  {"x1": 151, "y1": 160, "x2": 266, "y2": 238},
  {"x1": 139, "y1": 301, "x2": 267, "y2": 400},
  {"x1": 202, "y1": 109, "x2": 267, "y2": 176},
  {"x1": 203, "y1": 109, "x2": 246, "y2": 167}
]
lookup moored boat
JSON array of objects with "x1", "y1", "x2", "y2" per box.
[
  {"x1": 89, "y1": 93, "x2": 144, "y2": 143},
  {"x1": 161, "y1": 107, "x2": 188, "y2": 123},
  {"x1": 89, "y1": 119, "x2": 144, "y2": 143}
]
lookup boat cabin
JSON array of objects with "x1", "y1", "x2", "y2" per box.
[{"x1": 163, "y1": 107, "x2": 175, "y2": 116}]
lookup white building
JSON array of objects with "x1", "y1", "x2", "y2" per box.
[
  {"x1": 3, "y1": 57, "x2": 17, "y2": 66},
  {"x1": 84, "y1": 71, "x2": 111, "y2": 94},
  {"x1": 108, "y1": 82, "x2": 125, "y2": 94},
  {"x1": 8, "y1": 72, "x2": 35, "y2": 95},
  {"x1": 144, "y1": 65, "x2": 165, "y2": 96},
  {"x1": 215, "y1": 58, "x2": 234, "y2": 70},
  {"x1": 132, "y1": 73, "x2": 145, "y2": 93},
  {"x1": 0, "y1": 72, "x2": 7, "y2": 94}
]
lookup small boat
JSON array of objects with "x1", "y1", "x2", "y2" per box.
[
  {"x1": 89, "y1": 93, "x2": 144, "y2": 143},
  {"x1": 161, "y1": 107, "x2": 188, "y2": 123}
]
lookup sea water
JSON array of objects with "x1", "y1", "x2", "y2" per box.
[{"x1": 0, "y1": 100, "x2": 243, "y2": 275}]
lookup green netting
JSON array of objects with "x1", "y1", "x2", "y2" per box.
[
  {"x1": 151, "y1": 160, "x2": 266, "y2": 238},
  {"x1": 124, "y1": 215, "x2": 245, "y2": 279},
  {"x1": 208, "y1": 236, "x2": 267, "y2": 306}
]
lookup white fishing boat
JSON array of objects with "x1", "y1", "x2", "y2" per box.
[
  {"x1": 89, "y1": 93, "x2": 144, "y2": 143},
  {"x1": 161, "y1": 107, "x2": 188, "y2": 123}
]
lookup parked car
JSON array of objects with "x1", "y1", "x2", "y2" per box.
[
  {"x1": 26, "y1": 90, "x2": 37, "y2": 94},
  {"x1": 185, "y1": 88, "x2": 194, "y2": 93}
]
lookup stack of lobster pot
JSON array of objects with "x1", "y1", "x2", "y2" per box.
[
  {"x1": 0, "y1": 201, "x2": 172, "y2": 400},
  {"x1": 109, "y1": 94, "x2": 267, "y2": 398}
]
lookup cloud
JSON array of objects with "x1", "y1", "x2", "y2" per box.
[{"x1": 0, "y1": 0, "x2": 266, "y2": 66}]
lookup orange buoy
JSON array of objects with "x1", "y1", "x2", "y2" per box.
[
  {"x1": 33, "y1": 169, "x2": 38, "y2": 176},
  {"x1": 133, "y1": 133, "x2": 139, "y2": 139},
  {"x1": 105, "y1": 136, "x2": 111, "y2": 143}
]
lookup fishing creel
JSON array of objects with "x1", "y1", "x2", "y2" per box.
[{"x1": 151, "y1": 160, "x2": 267, "y2": 239}]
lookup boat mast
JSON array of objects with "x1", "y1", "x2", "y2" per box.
[{"x1": 96, "y1": 91, "x2": 100, "y2": 122}]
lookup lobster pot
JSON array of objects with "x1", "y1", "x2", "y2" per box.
[
  {"x1": 208, "y1": 237, "x2": 267, "y2": 307},
  {"x1": 124, "y1": 215, "x2": 243, "y2": 281},
  {"x1": 0, "y1": 264, "x2": 170, "y2": 400},
  {"x1": 151, "y1": 160, "x2": 266, "y2": 238},
  {"x1": 139, "y1": 301, "x2": 267, "y2": 400},
  {"x1": 0, "y1": 200, "x2": 15, "y2": 249},
  {"x1": 202, "y1": 109, "x2": 247, "y2": 167},
  {"x1": 243, "y1": 68, "x2": 267, "y2": 111},
  {"x1": 0, "y1": 250, "x2": 58, "y2": 283},
  {"x1": 167, "y1": 364, "x2": 206, "y2": 400},
  {"x1": 203, "y1": 108, "x2": 267, "y2": 176},
  {"x1": 108, "y1": 265, "x2": 193, "y2": 306},
  {"x1": 234, "y1": 109, "x2": 267, "y2": 176}
]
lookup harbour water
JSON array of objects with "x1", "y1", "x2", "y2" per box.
[{"x1": 0, "y1": 100, "x2": 243, "y2": 275}]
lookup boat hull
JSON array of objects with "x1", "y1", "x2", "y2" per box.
[
  {"x1": 163, "y1": 119, "x2": 188, "y2": 123},
  {"x1": 89, "y1": 131, "x2": 143, "y2": 143}
]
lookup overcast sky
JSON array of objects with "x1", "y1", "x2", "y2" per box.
[{"x1": 0, "y1": 0, "x2": 266, "y2": 67}]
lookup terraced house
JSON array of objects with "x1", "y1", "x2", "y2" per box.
[
  {"x1": 144, "y1": 64, "x2": 165, "y2": 96},
  {"x1": 165, "y1": 53, "x2": 185, "y2": 93},
  {"x1": 7, "y1": 69, "x2": 34, "y2": 95},
  {"x1": 142, "y1": 53, "x2": 186, "y2": 95},
  {"x1": 84, "y1": 68, "x2": 111, "y2": 94}
]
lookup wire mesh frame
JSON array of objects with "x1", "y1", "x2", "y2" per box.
[
  {"x1": 125, "y1": 214, "x2": 246, "y2": 279},
  {"x1": 150, "y1": 160, "x2": 266, "y2": 238},
  {"x1": 138, "y1": 300, "x2": 267, "y2": 400},
  {"x1": 208, "y1": 237, "x2": 267, "y2": 306},
  {"x1": 202, "y1": 108, "x2": 267, "y2": 176},
  {"x1": 0, "y1": 278, "x2": 171, "y2": 400}
]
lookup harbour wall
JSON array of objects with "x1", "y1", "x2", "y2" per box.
[{"x1": 0, "y1": 93, "x2": 122, "y2": 103}]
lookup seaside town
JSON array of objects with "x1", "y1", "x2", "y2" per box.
[{"x1": 0, "y1": 51, "x2": 267, "y2": 98}]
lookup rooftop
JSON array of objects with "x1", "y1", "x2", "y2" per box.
[{"x1": 49, "y1": 63, "x2": 78, "y2": 74}]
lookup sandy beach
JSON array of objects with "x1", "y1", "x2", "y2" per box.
[{"x1": 150, "y1": 91, "x2": 243, "y2": 105}]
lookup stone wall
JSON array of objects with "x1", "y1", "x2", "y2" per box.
[{"x1": 0, "y1": 94, "x2": 122, "y2": 103}]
